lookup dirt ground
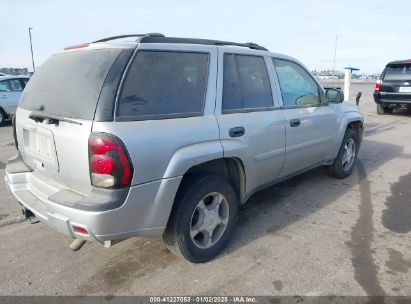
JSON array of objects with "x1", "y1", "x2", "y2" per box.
[{"x1": 0, "y1": 83, "x2": 410, "y2": 297}]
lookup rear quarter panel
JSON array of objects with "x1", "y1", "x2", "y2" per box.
[{"x1": 92, "y1": 116, "x2": 222, "y2": 185}]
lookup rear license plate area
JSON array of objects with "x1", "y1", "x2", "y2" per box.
[
  {"x1": 399, "y1": 86, "x2": 411, "y2": 93},
  {"x1": 22, "y1": 126, "x2": 58, "y2": 171}
]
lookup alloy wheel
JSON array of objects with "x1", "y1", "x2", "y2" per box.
[{"x1": 190, "y1": 192, "x2": 230, "y2": 249}]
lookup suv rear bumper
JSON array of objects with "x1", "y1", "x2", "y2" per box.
[
  {"x1": 4, "y1": 154, "x2": 182, "y2": 242},
  {"x1": 373, "y1": 92, "x2": 411, "y2": 106}
]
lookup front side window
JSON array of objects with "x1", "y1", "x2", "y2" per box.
[
  {"x1": 222, "y1": 54, "x2": 273, "y2": 112},
  {"x1": 273, "y1": 59, "x2": 321, "y2": 107},
  {"x1": 0, "y1": 80, "x2": 11, "y2": 92},
  {"x1": 117, "y1": 51, "x2": 209, "y2": 119}
]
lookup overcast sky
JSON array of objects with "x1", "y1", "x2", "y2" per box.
[{"x1": 1, "y1": 0, "x2": 410, "y2": 73}]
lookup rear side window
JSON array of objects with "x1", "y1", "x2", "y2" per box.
[
  {"x1": 384, "y1": 65, "x2": 411, "y2": 81},
  {"x1": 222, "y1": 54, "x2": 273, "y2": 112},
  {"x1": 19, "y1": 49, "x2": 123, "y2": 120},
  {"x1": 9, "y1": 79, "x2": 23, "y2": 91},
  {"x1": 117, "y1": 51, "x2": 209, "y2": 120},
  {"x1": 20, "y1": 78, "x2": 29, "y2": 88}
]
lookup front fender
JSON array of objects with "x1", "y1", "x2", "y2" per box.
[{"x1": 330, "y1": 108, "x2": 364, "y2": 159}]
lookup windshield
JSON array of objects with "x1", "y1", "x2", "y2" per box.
[
  {"x1": 19, "y1": 48, "x2": 123, "y2": 120},
  {"x1": 383, "y1": 64, "x2": 411, "y2": 81}
]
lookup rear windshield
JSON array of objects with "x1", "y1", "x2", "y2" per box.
[
  {"x1": 117, "y1": 51, "x2": 209, "y2": 120},
  {"x1": 383, "y1": 64, "x2": 411, "y2": 81},
  {"x1": 19, "y1": 48, "x2": 123, "y2": 120}
]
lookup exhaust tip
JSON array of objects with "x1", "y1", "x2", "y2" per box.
[{"x1": 69, "y1": 239, "x2": 87, "y2": 251}]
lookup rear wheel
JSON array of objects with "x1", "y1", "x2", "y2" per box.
[
  {"x1": 163, "y1": 175, "x2": 239, "y2": 263},
  {"x1": 326, "y1": 128, "x2": 359, "y2": 179},
  {"x1": 377, "y1": 104, "x2": 393, "y2": 115}
]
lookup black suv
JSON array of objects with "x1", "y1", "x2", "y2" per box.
[{"x1": 374, "y1": 60, "x2": 411, "y2": 114}]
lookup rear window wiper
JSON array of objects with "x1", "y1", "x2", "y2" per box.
[{"x1": 29, "y1": 113, "x2": 83, "y2": 125}]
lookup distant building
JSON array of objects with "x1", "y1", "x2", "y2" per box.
[
  {"x1": 312, "y1": 69, "x2": 377, "y2": 81},
  {"x1": 312, "y1": 70, "x2": 344, "y2": 81},
  {"x1": 0, "y1": 67, "x2": 29, "y2": 76},
  {"x1": 369, "y1": 74, "x2": 381, "y2": 80}
]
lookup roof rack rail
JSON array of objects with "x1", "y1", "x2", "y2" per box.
[
  {"x1": 214, "y1": 41, "x2": 268, "y2": 51},
  {"x1": 92, "y1": 34, "x2": 268, "y2": 51},
  {"x1": 139, "y1": 36, "x2": 268, "y2": 51},
  {"x1": 92, "y1": 33, "x2": 164, "y2": 43}
]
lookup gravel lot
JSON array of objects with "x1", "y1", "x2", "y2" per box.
[{"x1": 0, "y1": 83, "x2": 410, "y2": 296}]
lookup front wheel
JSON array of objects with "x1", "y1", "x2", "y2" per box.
[
  {"x1": 163, "y1": 175, "x2": 239, "y2": 263},
  {"x1": 326, "y1": 128, "x2": 359, "y2": 179}
]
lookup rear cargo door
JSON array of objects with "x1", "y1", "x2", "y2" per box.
[
  {"x1": 16, "y1": 47, "x2": 127, "y2": 195},
  {"x1": 380, "y1": 64, "x2": 411, "y2": 102}
]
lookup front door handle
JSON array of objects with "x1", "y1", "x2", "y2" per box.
[
  {"x1": 290, "y1": 119, "x2": 301, "y2": 127},
  {"x1": 229, "y1": 127, "x2": 245, "y2": 137}
]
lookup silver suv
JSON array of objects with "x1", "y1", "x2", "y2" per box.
[
  {"x1": 5, "y1": 34, "x2": 363, "y2": 262},
  {"x1": 0, "y1": 75, "x2": 30, "y2": 125}
]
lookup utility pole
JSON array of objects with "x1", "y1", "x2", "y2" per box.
[
  {"x1": 331, "y1": 35, "x2": 338, "y2": 88},
  {"x1": 28, "y1": 27, "x2": 35, "y2": 72}
]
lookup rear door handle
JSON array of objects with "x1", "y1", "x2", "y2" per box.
[
  {"x1": 290, "y1": 119, "x2": 301, "y2": 127},
  {"x1": 229, "y1": 127, "x2": 245, "y2": 137}
]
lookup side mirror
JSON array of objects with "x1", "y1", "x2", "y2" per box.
[{"x1": 325, "y1": 88, "x2": 344, "y2": 103}]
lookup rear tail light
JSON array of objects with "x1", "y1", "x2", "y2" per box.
[
  {"x1": 375, "y1": 80, "x2": 381, "y2": 91},
  {"x1": 88, "y1": 133, "x2": 133, "y2": 188}
]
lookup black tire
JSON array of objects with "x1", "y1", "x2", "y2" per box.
[
  {"x1": 0, "y1": 108, "x2": 5, "y2": 126},
  {"x1": 163, "y1": 175, "x2": 239, "y2": 263},
  {"x1": 377, "y1": 104, "x2": 393, "y2": 115},
  {"x1": 326, "y1": 128, "x2": 359, "y2": 179}
]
